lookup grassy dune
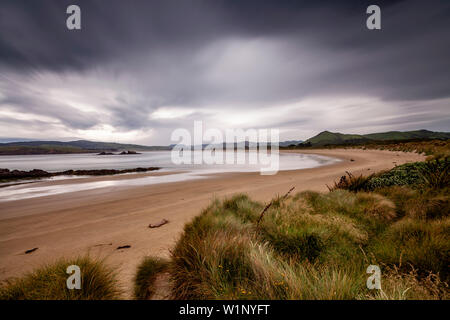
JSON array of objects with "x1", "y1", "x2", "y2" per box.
[
  {"x1": 0, "y1": 257, "x2": 120, "y2": 300},
  {"x1": 288, "y1": 138, "x2": 450, "y2": 160},
  {"x1": 359, "y1": 140, "x2": 450, "y2": 160},
  {"x1": 166, "y1": 157, "x2": 449, "y2": 300},
  {"x1": 168, "y1": 189, "x2": 448, "y2": 300}
]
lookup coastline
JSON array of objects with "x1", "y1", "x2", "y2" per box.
[{"x1": 0, "y1": 148, "x2": 425, "y2": 297}]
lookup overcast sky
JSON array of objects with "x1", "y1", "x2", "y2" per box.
[{"x1": 0, "y1": 0, "x2": 449, "y2": 145}]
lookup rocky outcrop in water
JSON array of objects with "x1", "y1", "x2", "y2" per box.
[
  {"x1": 0, "y1": 168, "x2": 51, "y2": 179},
  {"x1": 0, "y1": 167, "x2": 160, "y2": 181},
  {"x1": 97, "y1": 150, "x2": 141, "y2": 155}
]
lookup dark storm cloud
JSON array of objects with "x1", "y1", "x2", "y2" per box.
[
  {"x1": 0, "y1": 0, "x2": 231, "y2": 72},
  {"x1": 0, "y1": 0, "x2": 449, "y2": 142}
]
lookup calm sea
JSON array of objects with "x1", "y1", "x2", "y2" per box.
[{"x1": 0, "y1": 151, "x2": 339, "y2": 202}]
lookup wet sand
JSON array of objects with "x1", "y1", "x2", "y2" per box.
[{"x1": 0, "y1": 149, "x2": 425, "y2": 297}]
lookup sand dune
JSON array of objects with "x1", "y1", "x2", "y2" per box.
[{"x1": 0, "y1": 149, "x2": 425, "y2": 297}]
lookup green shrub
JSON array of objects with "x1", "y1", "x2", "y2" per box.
[{"x1": 366, "y1": 162, "x2": 425, "y2": 190}]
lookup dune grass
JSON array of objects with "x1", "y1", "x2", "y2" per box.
[
  {"x1": 0, "y1": 256, "x2": 120, "y2": 300},
  {"x1": 360, "y1": 264, "x2": 449, "y2": 300},
  {"x1": 362, "y1": 139, "x2": 450, "y2": 160},
  {"x1": 328, "y1": 158, "x2": 449, "y2": 193},
  {"x1": 369, "y1": 217, "x2": 450, "y2": 282},
  {"x1": 168, "y1": 181, "x2": 449, "y2": 300},
  {"x1": 134, "y1": 256, "x2": 169, "y2": 300}
]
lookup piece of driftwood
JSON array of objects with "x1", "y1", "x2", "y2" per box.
[
  {"x1": 116, "y1": 245, "x2": 131, "y2": 250},
  {"x1": 256, "y1": 187, "x2": 295, "y2": 227},
  {"x1": 25, "y1": 247, "x2": 38, "y2": 254},
  {"x1": 149, "y1": 219, "x2": 169, "y2": 228}
]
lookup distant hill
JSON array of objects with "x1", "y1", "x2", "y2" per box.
[
  {"x1": 2, "y1": 130, "x2": 448, "y2": 155},
  {"x1": 0, "y1": 140, "x2": 170, "y2": 155},
  {"x1": 305, "y1": 130, "x2": 450, "y2": 146},
  {"x1": 0, "y1": 139, "x2": 304, "y2": 155},
  {"x1": 279, "y1": 140, "x2": 304, "y2": 147}
]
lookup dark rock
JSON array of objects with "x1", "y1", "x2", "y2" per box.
[
  {"x1": 0, "y1": 168, "x2": 50, "y2": 179},
  {"x1": 119, "y1": 150, "x2": 141, "y2": 155}
]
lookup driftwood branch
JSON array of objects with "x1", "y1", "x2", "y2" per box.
[
  {"x1": 24, "y1": 247, "x2": 38, "y2": 254},
  {"x1": 149, "y1": 219, "x2": 169, "y2": 228},
  {"x1": 256, "y1": 186, "x2": 295, "y2": 227}
]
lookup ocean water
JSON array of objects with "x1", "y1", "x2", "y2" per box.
[
  {"x1": 0, "y1": 151, "x2": 340, "y2": 202},
  {"x1": 0, "y1": 151, "x2": 337, "y2": 172}
]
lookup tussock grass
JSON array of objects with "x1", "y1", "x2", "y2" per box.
[
  {"x1": 418, "y1": 157, "x2": 450, "y2": 189},
  {"x1": 169, "y1": 189, "x2": 447, "y2": 300},
  {"x1": 369, "y1": 217, "x2": 450, "y2": 282},
  {"x1": 168, "y1": 156, "x2": 449, "y2": 301},
  {"x1": 134, "y1": 256, "x2": 169, "y2": 300},
  {"x1": 328, "y1": 172, "x2": 374, "y2": 192},
  {"x1": 361, "y1": 265, "x2": 449, "y2": 300},
  {"x1": 0, "y1": 256, "x2": 120, "y2": 300}
]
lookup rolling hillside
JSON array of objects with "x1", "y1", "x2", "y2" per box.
[{"x1": 305, "y1": 130, "x2": 450, "y2": 146}]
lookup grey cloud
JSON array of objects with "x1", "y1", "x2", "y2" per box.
[
  {"x1": 0, "y1": 0, "x2": 449, "y2": 143},
  {"x1": 0, "y1": 74, "x2": 99, "y2": 129}
]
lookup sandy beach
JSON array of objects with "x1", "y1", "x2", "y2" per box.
[{"x1": 0, "y1": 149, "x2": 425, "y2": 297}]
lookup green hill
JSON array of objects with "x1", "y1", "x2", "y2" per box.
[
  {"x1": 363, "y1": 130, "x2": 450, "y2": 141},
  {"x1": 306, "y1": 131, "x2": 369, "y2": 146},
  {"x1": 306, "y1": 130, "x2": 450, "y2": 146}
]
